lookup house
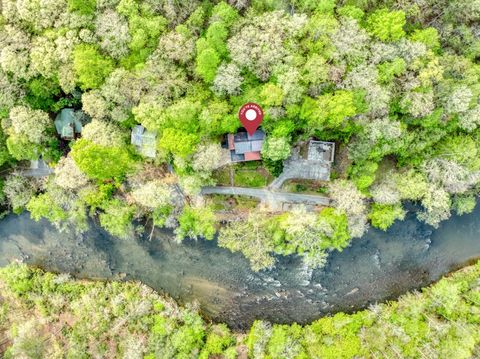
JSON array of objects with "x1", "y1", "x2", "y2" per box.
[
  {"x1": 54, "y1": 108, "x2": 83, "y2": 140},
  {"x1": 131, "y1": 125, "x2": 157, "y2": 158},
  {"x1": 307, "y1": 141, "x2": 335, "y2": 163},
  {"x1": 227, "y1": 130, "x2": 265, "y2": 162}
]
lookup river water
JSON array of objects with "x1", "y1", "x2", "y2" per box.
[{"x1": 0, "y1": 205, "x2": 479, "y2": 329}]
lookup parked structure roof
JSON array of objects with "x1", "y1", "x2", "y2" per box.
[
  {"x1": 227, "y1": 130, "x2": 265, "y2": 162},
  {"x1": 307, "y1": 141, "x2": 335, "y2": 163},
  {"x1": 54, "y1": 108, "x2": 83, "y2": 140},
  {"x1": 131, "y1": 125, "x2": 157, "y2": 158}
]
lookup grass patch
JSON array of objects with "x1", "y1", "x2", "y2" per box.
[
  {"x1": 212, "y1": 167, "x2": 231, "y2": 186},
  {"x1": 234, "y1": 170, "x2": 269, "y2": 187},
  {"x1": 212, "y1": 163, "x2": 273, "y2": 188},
  {"x1": 206, "y1": 194, "x2": 259, "y2": 211},
  {"x1": 282, "y1": 179, "x2": 328, "y2": 194}
]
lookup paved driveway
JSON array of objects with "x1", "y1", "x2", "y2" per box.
[{"x1": 201, "y1": 186, "x2": 330, "y2": 206}]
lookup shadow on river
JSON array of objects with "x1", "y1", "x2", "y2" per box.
[{"x1": 0, "y1": 204, "x2": 479, "y2": 329}]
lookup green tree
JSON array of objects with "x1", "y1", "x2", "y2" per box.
[
  {"x1": 301, "y1": 90, "x2": 364, "y2": 131},
  {"x1": 27, "y1": 193, "x2": 67, "y2": 224},
  {"x1": 175, "y1": 206, "x2": 216, "y2": 242},
  {"x1": 117, "y1": 0, "x2": 167, "y2": 68},
  {"x1": 195, "y1": 47, "x2": 220, "y2": 83},
  {"x1": 99, "y1": 199, "x2": 135, "y2": 239},
  {"x1": 367, "y1": 9, "x2": 406, "y2": 42},
  {"x1": 73, "y1": 44, "x2": 114, "y2": 90},
  {"x1": 70, "y1": 139, "x2": 136, "y2": 181},
  {"x1": 159, "y1": 128, "x2": 199, "y2": 159},
  {"x1": 6, "y1": 135, "x2": 37, "y2": 160},
  {"x1": 368, "y1": 203, "x2": 406, "y2": 231},
  {"x1": 261, "y1": 136, "x2": 291, "y2": 162},
  {"x1": 68, "y1": 0, "x2": 96, "y2": 15}
]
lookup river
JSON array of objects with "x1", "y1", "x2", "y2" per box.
[{"x1": 0, "y1": 204, "x2": 479, "y2": 329}]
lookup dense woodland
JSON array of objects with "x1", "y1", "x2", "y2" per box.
[
  {"x1": 0, "y1": 0, "x2": 480, "y2": 270},
  {"x1": 0, "y1": 262, "x2": 478, "y2": 358}
]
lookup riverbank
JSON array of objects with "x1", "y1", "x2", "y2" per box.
[
  {"x1": 1, "y1": 203, "x2": 480, "y2": 328},
  {"x1": 1, "y1": 261, "x2": 479, "y2": 358}
]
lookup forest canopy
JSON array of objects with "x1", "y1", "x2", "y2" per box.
[{"x1": 0, "y1": 0, "x2": 480, "y2": 271}]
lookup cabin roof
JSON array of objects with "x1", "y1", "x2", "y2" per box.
[
  {"x1": 227, "y1": 130, "x2": 265, "y2": 162},
  {"x1": 54, "y1": 109, "x2": 83, "y2": 139},
  {"x1": 131, "y1": 125, "x2": 157, "y2": 158}
]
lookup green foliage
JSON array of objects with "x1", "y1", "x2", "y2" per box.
[
  {"x1": 452, "y1": 194, "x2": 476, "y2": 215},
  {"x1": 68, "y1": 0, "x2": 96, "y2": 15},
  {"x1": 0, "y1": 264, "x2": 234, "y2": 357},
  {"x1": 73, "y1": 45, "x2": 114, "y2": 90},
  {"x1": 318, "y1": 208, "x2": 351, "y2": 250},
  {"x1": 410, "y1": 27, "x2": 441, "y2": 52},
  {"x1": 117, "y1": 0, "x2": 167, "y2": 68},
  {"x1": 158, "y1": 128, "x2": 199, "y2": 158},
  {"x1": 70, "y1": 139, "x2": 136, "y2": 181},
  {"x1": 6, "y1": 135, "x2": 38, "y2": 161},
  {"x1": 199, "y1": 324, "x2": 235, "y2": 358},
  {"x1": 377, "y1": 58, "x2": 406, "y2": 84},
  {"x1": 301, "y1": 90, "x2": 365, "y2": 132},
  {"x1": 368, "y1": 203, "x2": 406, "y2": 231},
  {"x1": 27, "y1": 193, "x2": 67, "y2": 224},
  {"x1": 25, "y1": 78, "x2": 61, "y2": 112},
  {"x1": 195, "y1": 47, "x2": 221, "y2": 83},
  {"x1": 99, "y1": 199, "x2": 135, "y2": 238},
  {"x1": 367, "y1": 9, "x2": 406, "y2": 42},
  {"x1": 1, "y1": 0, "x2": 480, "y2": 275},
  {"x1": 2, "y1": 259, "x2": 480, "y2": 359},
  {"x1": 233, "y1": 171, "x2": 269, "y2": 188},
  {"x1": 349, "y1": 161, "x2": 378, "y2": 192},
  {"x1": 337, "y1": 5, "x2": 364, "y2": 21},
  {"x1": 176, "y1": 206, "x2": 216, "y2": 241}
]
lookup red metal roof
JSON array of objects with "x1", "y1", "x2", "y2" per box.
[
  {"x1": 228, "y1": 134, "x2": 235, "y2": 150},
  {"x1": 244, "y1": 151, "x2": 261, "y2": 161}
]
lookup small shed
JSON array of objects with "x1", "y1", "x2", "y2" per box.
[
  {"x1": 54, "y1": 109, "x2": 83, "y2": 140},
  {"x1": 131, "y1": 125, "x2": 157, "y2": 158},
  {"x1": 307, "y1": 141, "x2": 335, "y2": 163},
  {"x1": 227, "y1": 130, "x2": 265, "y2": 162}
]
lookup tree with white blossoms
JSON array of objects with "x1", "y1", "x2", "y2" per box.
[
  {"x1": 370, "y1": 174, "x2": 401, "y2": 205},
  {"x1": 329, "y1": 179, "x2": 368, "y2": 238},
  {"x1": 54, "y1": 156, "x2": 89, "y2": 190},
  {"x1": 8, "y1": 106, "x2": 51, "y2": 144},
  {"x1": 157, "y1": 31, "x2": 196, "y2": 64},
  {"x1": 192, "y1": 143, "x2": 224, "y2": 173},
  {"x1": 81, "y1": 119, "x2": 125, "y2": 147},
  {"x1": 401, "y1": 91, "x2": 435, "y2": 118},
  {"x1": 30, "y1": 36, "x2": 60, "y2": 79},
  {"x1": 131, "y1": 180, "x2": 172, "y2": 209},
  {"x1": 445, "y1": 85, "x2": 473, "y2": 114},
  {"x1": 341, "y1": 64, "x2": 390, "y2": 116},
  {"x1": 362, "y1": 117, "x2": 402, "y2": 143},
  {"x1": 218, "y1": 210, "x2": 276, "y2": 271},
  {"x1": 458, "y1": 105, "x2": 480, "y2": 132},
  {"x1": 275, "y1": 65, "x2": 304, "y2": 105},
  {"x1": 227, "y1": 11, "x2": 306, "y2": 81},
  {"x1": 179, "y1": 175, "x2": 205, "y2": 197},
  {"x1": 423, "y1": 158, "x2": 480, "y2": 194},
  {"x1": 212, "y1": 62, "x2": 243, "y2": 96},
  {"x1": 418, "y1": 183, "x2": 451, "y2": 227},
  {"x1": 95, "y1": 10, "x2": 130, "y2": 59},
  {"x1": 0, "y1": 71, "x2": 24, "y2": 110},
  {"x1": 280, "y1": 206, "x2": 330, "y2": 268},
  {"x1": 3, "y1": 174, "x2": 37, "y2": 212},
  {"x1": 331, "y1": 18, "x2": 369, "y2": 63},
  {"x1": 0, "y1": 25, "x2": 32, "y2": 81}
]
